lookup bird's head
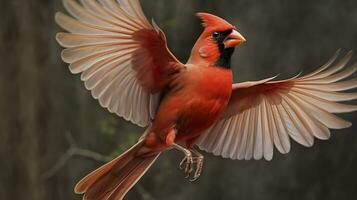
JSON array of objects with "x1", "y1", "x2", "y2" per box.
[{"x1": 187, "y1": 12, "x2": 246, "y2": 68}]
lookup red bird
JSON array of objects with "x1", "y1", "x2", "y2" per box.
[{"x1": 56, "y1": 0, "x2": 357, "y2": 199}]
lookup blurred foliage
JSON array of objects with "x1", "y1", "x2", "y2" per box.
[
  {"x1": 98, "y1": 116, "x2": 119, "y2": 136},
  {"x1": 98, "y1": 116, "x2": 141, "y2": 159},
  {"x1": 108, "y1": 132, "x2": 141, "y2": 160}
]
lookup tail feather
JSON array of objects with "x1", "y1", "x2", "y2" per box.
[
  {"x1": 75, "y1": 140, "x2": 160, "y2": 200},
  {"x1": 105, "y1": 156, "x2": 159, "y2": 200}
]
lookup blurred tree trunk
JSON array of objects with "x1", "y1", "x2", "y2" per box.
[
  {"x1": 0, "y1": 1, "x2": 106, "y2": 199},
  {"x1": 1, "y1": 1, "x2": 40, "y2": 199},
  {"x1": 0, "y1": 1, "x2": 57, "y2": 199}
]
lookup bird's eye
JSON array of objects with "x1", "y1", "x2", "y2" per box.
[{"x1": 212, "y1": 32, "x2": 220, "y2": 39}]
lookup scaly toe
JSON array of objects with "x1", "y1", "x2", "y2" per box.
[
  {"x1": 189, "y1": 157, "x2": 204, "y2": 181},
  {"x1": 185, "y1": 156, "x2": 193, "y2": 174},
  {"x1": 179, "y1": 157, "x2": 187, "y2": 169}
]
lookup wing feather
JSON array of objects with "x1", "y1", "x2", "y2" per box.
[
  {"x1": 302, "y1": 51, "x2": 352, "y2": 81},
  {"x1": 198, "y1": 50, "x2": 356, "y2": 160},
  {"x1": 283, "y1": 95, "x2": 315, "y2": 146},
  {"x1": 300, "y1": 63, "x2": 357, "y2": 84},
  {"x1": 271, "y1": 104, "x2": 290, "y2": 154},
  {"x1": 222, "y1": 115, "x2": 240, "y2": 158},
  {"x1": 245, "y1": 108, "x2": 256, "y2": 160},
  {"x1": 55, "y1": 12, "x2": 116, "y2": 35},
  {"x1": 261, "y1": 100, "x2": 274, "y2": 160},
  {"x1": 237, "y1": 110, "x2": 250, "y2": 160},
  {"x1": 299, "y1": 49, "x2": 341, "y2": 79},
  {"x1": 63, "y1": 0, "x2": 120, "y2": 30},
  {"x1": 213, "y1": 118, "x2": 233, "y2": 155},
  {"x1": 291, "y1": 89, "x2": 357, "y2": 113},
  {"x1": 290, "y1": 88, "x2": 357, "y2": 102},
  {"x1": 56, "y1": 0, "x2": 184, "y2": 127}
]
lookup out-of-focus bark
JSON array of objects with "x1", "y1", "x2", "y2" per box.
[
  {"x1": 0, "y1": 1, "x2": 117, "y2": 199},
  {"x1": 1, "y1": 1, "x2": 46, "y2": 199}
]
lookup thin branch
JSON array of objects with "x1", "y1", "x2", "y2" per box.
[
  {"x1": 42, "y1": 132, "x2": 155, "y2": 200},
  {"x1": 42, "y1": 132, "x2": 109, "y2": 179}
]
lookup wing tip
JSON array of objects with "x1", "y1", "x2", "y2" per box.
[
  {"x1": 68, "y1": 64, "x2": 81, "y2": 74},
  {"x1": 60, "y1": 49, "x2": 73, "y2": 64},
  {"x1": 264, "y1": 155, "x2": 273, "y2": 161},
  {"x1": 341, "y1": 50, "x2": 354, "y2": 64},
  {"x1": 349, "y1": 105, "x2": 357, "y2": 113},
  {"x1": 54, "y1": 12, "x2": 62, "y2": 23},
  {"x1": 330, "y1": 120, "x2": 352, "y2": 130},
  {"x1": 345, "y1": 121, "x2": 353, "y2": 128},
  {"x1": 56, "y1": 33, "x2": 74, "y2": 65},
  {"x1": 55, "y1": 32, "x2": 67, "y2": 48},
  {"x1": 54, "y1": 11, "x2": 72, "y2": 32},
  {"x1": 151, "y1": 18, "x2": 160, "y2": 32}
]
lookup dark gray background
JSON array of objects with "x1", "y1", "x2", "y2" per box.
[{"x1": 0, "y1": 0, "x2": 356, "y2": 200}]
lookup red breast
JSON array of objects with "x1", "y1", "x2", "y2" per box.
[{"x1": 152, "y1": 66, "x2": 233, "y2": 144}]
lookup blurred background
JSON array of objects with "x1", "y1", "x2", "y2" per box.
[{"x1": 1, "y1": 0, "x2": 357, "y2": 199}]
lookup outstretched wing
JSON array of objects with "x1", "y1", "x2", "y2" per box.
[
  {"x1": 56, "y1": 0, "x2": 184, "y2": 127},
  {"x1": 197, "y1": 50, "x2": 357, "y2": 160}
]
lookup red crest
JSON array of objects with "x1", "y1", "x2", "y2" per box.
[{"x1": 196, "y1": 12, "x2": 236, "y2": 31}]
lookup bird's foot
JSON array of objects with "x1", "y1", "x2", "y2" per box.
[
  {"x1": 179, "y1": 150, "x2": 194, "y2": 176},
  {"x1": 173, "y1": 144, "x2": 205, "y2": 181},
  {"x1": 189, "y1": 155, "x2": 204, "y2": 181},
  {"x1": 179, "y1": 151, "x2": 204, "y2": 181}
]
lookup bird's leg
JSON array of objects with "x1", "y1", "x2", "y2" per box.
[
  {"x1": 190, "y1": 148, "x2": 204, "y2": 182},
  {"x1": 173, "y1": 144, "x2": 205, "y2": 180},
  {"x1": 173, "y1": 143, "x2": 194, "y2": 176}
]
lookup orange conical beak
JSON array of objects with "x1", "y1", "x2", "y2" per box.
[{"x1": 224, "y1": 30, "x2": 246, "y2": 48}]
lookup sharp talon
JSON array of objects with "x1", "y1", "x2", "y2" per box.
[
  {"x1": 188, "y1": 157, "x2": 193, "y2": 173},
  {"x1": 179, "y1": 157, "x2": 186, "y2": 169},
  {"x1": 188, "y1": 167, "x2": 194, "y2": 174},
  {"x1": 174, "y1": 144, "x2": 204, "y2": 181},
  {"x1": 180, "y1": 151, "x2": 193, "y2": 175},
  {"x1": 191, "y1": 157, "x2": 204, "y2": 181}
]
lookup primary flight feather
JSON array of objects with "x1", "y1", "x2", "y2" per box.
[{"x1": 55, "y1": 0, "x2": 357, "y2": 199}]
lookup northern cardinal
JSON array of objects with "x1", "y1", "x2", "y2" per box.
[{"x1": 56, "y1": 0, "x2": 357, "y2": 199}]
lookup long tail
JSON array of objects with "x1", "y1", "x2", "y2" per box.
[{"x1": 74, "y1": 140, "x2": 160, "y2": 200}]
